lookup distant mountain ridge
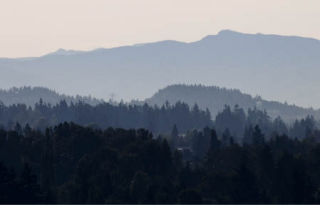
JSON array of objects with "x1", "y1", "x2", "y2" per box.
[
  {"x1": 0, "y1": 87, "x2": 103, "y2": 107},
  {"x1": 1, "y1": 30, "x2": 320, "y2": 107},
  {"x1": 145, "y1": 84, "x2": 320, "y2": 122}
]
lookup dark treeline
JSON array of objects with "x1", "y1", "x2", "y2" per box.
[
  {"x1": 0, "y1": 100, "x2": 212, "y2": 134},
  {"x1": 1, "y1": 123, "x2": 320, "y2": 204},
  {"x1": 0, "y1": 99, "x2": 318, "y2": 140}
]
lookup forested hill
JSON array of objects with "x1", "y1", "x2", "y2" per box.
[
  {"x1": 0, "y1": 87, "x2": 103, "y2": 106},
  {"x1": 145, "y1": 84, "x2": 320, "y2": 122}
]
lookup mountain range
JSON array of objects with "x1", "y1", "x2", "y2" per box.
[{"x1": 1, "y1": 30, "x2": 320, "y2": 108}]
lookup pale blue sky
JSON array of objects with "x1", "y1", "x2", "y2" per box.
[{"x1": 1, "y1": 0, "x2": 320, "y2": 57}]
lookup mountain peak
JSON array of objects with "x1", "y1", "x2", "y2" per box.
[
  {"x1": 55, "y1": 48, "x2": 68, "y2": 53},
  {"x1": 217, "y1": 29, "x2": 241, "y2": 35},
  {"x1": 200, "y1": 30, "x2": 244, "y2": 41},
  {"x1": 47, "y1": 48, "x2": 81, "y2": 56}
]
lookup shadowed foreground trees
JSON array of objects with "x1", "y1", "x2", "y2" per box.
[{"x1": 0, "y1": 123, "x2": 320, "y2": 204}]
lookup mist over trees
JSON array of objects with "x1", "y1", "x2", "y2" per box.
[
  {"x1": 213, "y1": 105, "x2": 317, "y2": 141},
  {"x1": 0, "y1": 90, "x2": 319, "y2": 204}
]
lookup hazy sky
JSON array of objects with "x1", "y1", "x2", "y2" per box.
[{"x1": 1, "y1": 0, "x2": 320, "y2": 58}]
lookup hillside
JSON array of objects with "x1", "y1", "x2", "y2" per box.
[
  {"x1": 1, "y1": 30, "x2": 320, "y2": 107},
  {"x1": 0, "y1": 86, "x2": 102, "y2": 106},
  {"x1": 145, "y1": 84, "x2": 320, "y2": 122}
]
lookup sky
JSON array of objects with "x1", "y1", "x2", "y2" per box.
[{"x1": 1, "y1": 0, "x2": 320, "y2": 58}]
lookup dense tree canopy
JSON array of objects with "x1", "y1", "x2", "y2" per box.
[{"x1": 0, "y1": 122, "x2": 320, "y2": 204}]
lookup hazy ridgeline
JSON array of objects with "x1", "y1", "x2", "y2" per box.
[{"x1": 1, "y1": 30, "x2": 320, "y2": 108}]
